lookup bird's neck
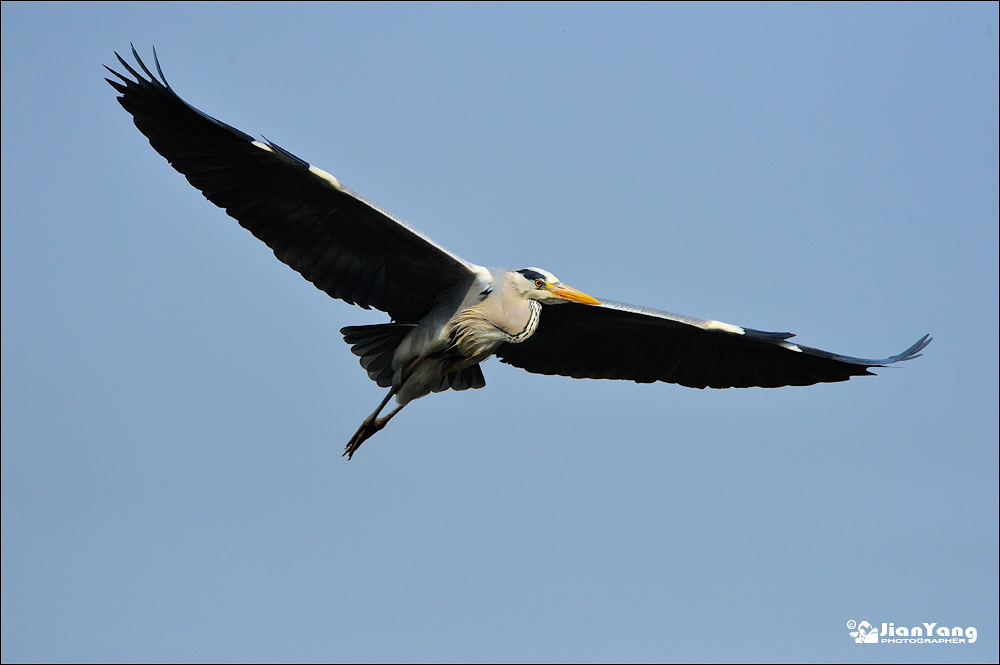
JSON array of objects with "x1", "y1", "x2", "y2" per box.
[{"x1": 500, "y1": 298, "x2": 541, "y2": 343}]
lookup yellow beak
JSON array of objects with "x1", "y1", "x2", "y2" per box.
[{"x1": 549, "y1": 282, "x2": 601, "y2": 305}]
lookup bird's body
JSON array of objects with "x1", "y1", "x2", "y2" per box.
[{"x1": 106, "y1": 48, "x2": 930, "y2": 459}]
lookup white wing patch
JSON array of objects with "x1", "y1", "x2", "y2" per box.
[
  {"x1": 309, "y1": 164, "x2": 343, "y2": 190},
  {"x1": 703, "y1": 320, "x2": 745, "y2": 335},
  {"x1": 471, "y1": 265, "x2": 494, "y2": 285},
  {"x1": 778, "y1": 341, "x2": 803, "y2": 353},
  {"x1": 251, "y1": 140, "x2": 273, "y2": 153}
]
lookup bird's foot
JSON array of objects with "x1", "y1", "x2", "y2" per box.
[{"x1": 343, "y1": 414, "x2": 388, "y2": 460}]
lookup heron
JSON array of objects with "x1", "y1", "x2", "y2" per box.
[{"x1": 106, "y1": 48, "x2": 931, "y2": 459}]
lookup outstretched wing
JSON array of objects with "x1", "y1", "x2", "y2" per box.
[
  {"x1": 496, "y1": 299, "x2": 930, "y2": 389},
  {"x1": 106, "y1": 47, "x2": 483, "y2": 323}
]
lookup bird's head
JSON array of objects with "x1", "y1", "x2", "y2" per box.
[{"x1": 510, "y1": 267, "x2": 601, "y2": 305}]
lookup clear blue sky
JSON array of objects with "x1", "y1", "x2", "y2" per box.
[{"x1": 2, "y1": 2, "x2": 997, "y2": 662}]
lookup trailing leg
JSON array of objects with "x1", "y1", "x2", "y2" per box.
[{"x1": 343, "y1": 388, "x2": 405, "y2": 460}]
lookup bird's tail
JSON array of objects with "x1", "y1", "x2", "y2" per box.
[
  {"x1": 341, "y1": 323, "x2": 416, "y2": 388},
  {"x1": 342, "y1": 323, "x2": 487, "y2": 393}
]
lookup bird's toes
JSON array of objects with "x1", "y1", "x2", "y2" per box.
[
  {"x1": 343, "y1": 433, "x2": 365, "y2": 459},
  {"x1": 343, "y1": 418, "x2": 378, "y2": 459}
]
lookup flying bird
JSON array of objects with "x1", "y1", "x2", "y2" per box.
[{"x1": 106, "y1": 47, "x2": 930, "y2": 459}]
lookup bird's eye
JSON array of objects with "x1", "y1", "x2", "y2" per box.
[{"x1": 535, "y1": 279, "x2": 545, "y2": 289}]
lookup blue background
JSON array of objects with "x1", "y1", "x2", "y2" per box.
[{"x1": 3, "y1": 3, "x2": 997, "y2": 662}]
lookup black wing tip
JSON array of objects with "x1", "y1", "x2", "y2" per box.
[
  {"x1": 106, "y1": 44, "x2": 169, "y2": 91},
  {"x1": 797, "y1": 332, "x2": 932, "y2": 369},
  {"x1": 891, "y1": 333, "x2": 932, "y2": 363}
]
